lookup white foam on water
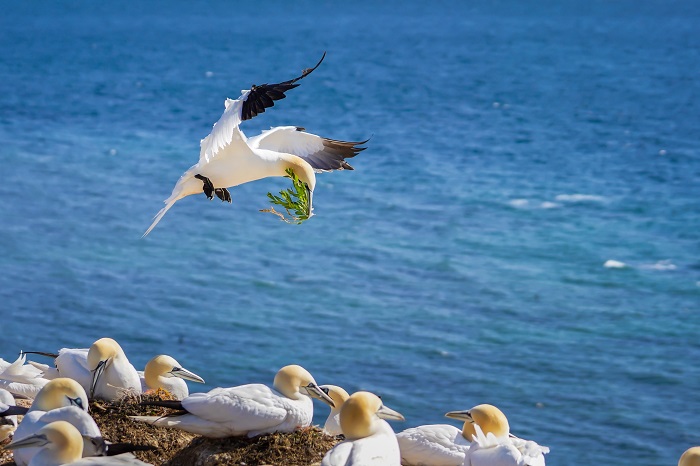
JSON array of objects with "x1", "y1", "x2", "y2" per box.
[
  {"x1": 509, "y1": 199, "x2": 529, "y2": 208},
  {"x1": 640, "y1": 260, "x2": 677, "y2": 271},
  {"x1": 540, "y1": 201, "x2": 560, "y2": 209},
  {"x1": 555, "y1": 193, "x2": 607, "y2": 203},
  {"x1": 604, "y1": 259, "x2": 627, "y2": 269}
]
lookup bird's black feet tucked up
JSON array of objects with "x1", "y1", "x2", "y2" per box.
[
  {"x1": 194, "y1": 174, "x2": 215, "y2": 200},
  {"x1": 215, "y1": 188, "x2": 232, "y2": 203}
]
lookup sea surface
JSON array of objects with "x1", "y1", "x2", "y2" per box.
[{"x1": 1, "y1": 1, "x2": 699, "y2": 464}]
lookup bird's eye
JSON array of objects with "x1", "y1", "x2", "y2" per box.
[
  {"x1": 69, "y1": 396, "x2": 84, "y2": 409},
  {"x1": 321, "y1": 387, "x2": 330, "y2": 395}
]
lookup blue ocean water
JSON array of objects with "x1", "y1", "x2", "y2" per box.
[{"x1": 1, "y1": 1, "x2": 699, "y2": 464}]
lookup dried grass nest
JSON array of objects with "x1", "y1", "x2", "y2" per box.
[{"x1": 1, "y1": 391, "x2": 341, "y2": 466}]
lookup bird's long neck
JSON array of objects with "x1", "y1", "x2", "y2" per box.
[{"x1": 273, "y1": 153, "x2": 316, "y2": 191}]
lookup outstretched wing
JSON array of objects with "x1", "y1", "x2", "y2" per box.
[
  {"x1": 241, "y1": 52, "x2": 326, "y2": 121},
  {"x1": 199, "y1": 53, "x2": 326, "y2": 164},
  {"x1": 248, "y1": 126, "x2": 367, "y2": 172}
]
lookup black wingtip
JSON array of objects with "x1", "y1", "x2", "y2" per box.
[
  {"x1": 105, "y1": 443, "x2": 158, "y2": 456},
  {"x1": 139, "y1": 400, "x2": 185, "y2": 411},
  {"x1": 1, "y1": 405, "x2": 29, "y2": 417}
]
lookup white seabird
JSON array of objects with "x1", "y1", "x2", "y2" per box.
[
  {"x1": 0, "y1": 354, "x2": 49, "y2": 399},
  {"x1": 12, "y1": 378, "x2": 103, "y2": 466},
  {"x1": 396, "y1": 420, "x2": 471, "y2": 466},
  {"x1": 319, "y1": 384, "x2": 349, "y2": 436},
  {"x1": 139, "y1": 354, "x2": 205, "y2": 400},
  {"x1": 680, "y1": 447, "x2": 700, "y2": 466},
  {"x1": 26, "y1": 338, "x2": 142, "y2": 401},
  {"x1": 143, "y1": 52, "x2": 367, "y2": 236},
  {"x1": 131, "y1": 364, "x2": 335, "y2": 438},
  {"x1": 445, "y1": 404, "x2": 549, "y2": 466},
  {"x1": 321, "y1": 391, "x2": 405, "y2": 466},
  {"x1": 7, "y1": 420, "x2": 151, "y2": 466}
]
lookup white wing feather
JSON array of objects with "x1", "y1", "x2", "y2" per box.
[{"x1": 199, "y1": 92, "x2": 250, "y2": 163}]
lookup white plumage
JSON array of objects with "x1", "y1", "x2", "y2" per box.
[
  {"x1": 138, "y1": 354, "x2": 205, "y2": 400},
  {"x1": 321, "y1": 391, "x2": 405, "y2": 466},
  {"x1": 466, "y1": 425, "x2": 549, "y2": 466},
  {"x1": 397, "y1": 424, "x2": 471, "y2": 466},
  {"x1": 143, "y1": 53, "x2": 366, "y2": 236},
  {"x1": 27, "y1": 338, "x2": 141, "y2": 401},
  {"x1": 131, "y1": 364, "x2": 335, "y2": 438},
  {"x1": 13, "y1": 378, "x2": 102, "y2": 466},
  {"x1": 0, "y1": 355, "x2": 49, "y2": 399},
  {"x1": 8, "y1": 420, "x2": 151, "y2": 466}
]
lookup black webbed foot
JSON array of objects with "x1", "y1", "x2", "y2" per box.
[
  {"x1": 194, "y1": 174, "x2": 215, "y2": 200},
  {"x1": 215, "y1": 188, "x2": 232, "y2": 203}
]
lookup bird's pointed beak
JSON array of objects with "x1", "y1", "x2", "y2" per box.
[
  {"x1": 169, "y1": 366, "x2": 205, "y2": 384},
  {"x1": 377, "y1": 404, "x2": 405, "y2": 421},
  {"x1": 445, "y1": 410, "x2": 473, "y2": 422},
  {"x1": 6, "y1": 433, "x2": 50, "y2": 450},
  {"x1": 90, "y1": 359, "x2": 109, "y2": 399},
  {"x1": 303, "y1": 382, "x2": 335, "y2": 407}
]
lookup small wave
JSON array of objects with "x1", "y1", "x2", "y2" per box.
[
  {"x1": 640, "y1": 260, "x2": 677, "y2": 271},
  {"x1": 540, "y1": 201, "x2": 560, "y2": 209},
  {"x1": 508, "y1": 199, "x2": 529, "y2": 208},
  {"x1": 555, "y1": 194, "x2": 607, "y2": 203},
  {"x1": 604, "y1": 259, "x2": 627, "y2": 269}
]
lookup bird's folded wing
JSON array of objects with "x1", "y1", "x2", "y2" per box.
[
  {"x1": 182, "y1": 384, "x2": 288, "y2": 430},
  {"x1": 39, "y1": 406, "x2": 101, "y2": 437},
  {"x1": 321, "y1": 441, "x2": 354, "y2": 466},
  {"x1": 249, "y1": 126, "x2": 367, "y2": 172}
]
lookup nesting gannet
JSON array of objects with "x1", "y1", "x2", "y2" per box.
[
  {"x1": 131, "y1": 364, "x2": 335, "y2": 438},
  {"x1": 321, "y1": 391, "x2": 405, "y2": 466},
  {"x1": 139, "y1": 354, "x2": 205, "y2": 400},
  {"x1": 680, "y1": 447, "x2": 700, "y2": 466},
  {"x1": 0, "y1": 355, "x2": 49, "y2": 399},
  {"x1": 445, "y1": 404, "x2": 549, "y2": 466},
  {"x1": 26, "y1": 338, "x2": 142, "y2": 401},
  {"x1": 396, "y1": 421, "x2": 471, "y2": 466},
  {"x1": 7, "y1": 420, "x2": 151, "y2": 466},
  {"x1": 143, "y1": 52, "x2": 367, "y2": 236},
  {"x1": 319, "y1": 385, "x2": 349, "y2": 436},
  {"x1": 12, "y1": 378, "x2": 106, "y2": 466}
]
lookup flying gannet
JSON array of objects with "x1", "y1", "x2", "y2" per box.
[
  {"x1": 321, "y1": 391, "x2": 405, "y2": 466},
  {"x1": 143, "y1": 52, "x2": 367, "y2": 236},
  {"x1": 7, "y1": 420, "x2": 152, "y2": 466},
  {"x1": 138, "y1": 354, "x2": 205, "y2": 400},
  {"x1": 25, "y1": 338, "x2": 142, "y2": 401},
  {"x1": 319, "y1": 384, "x2": 350, "y2": 436},
  {"x1": 445, "y1": 404, "x2": 549, "y2": 466},
  {"x1": 131, "y1": 364, "x2": 335, "y2": 438}
]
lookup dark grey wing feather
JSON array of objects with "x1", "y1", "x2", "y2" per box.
[{"x1": 241, "y1": 52, "x2": 326, "y2": 121}]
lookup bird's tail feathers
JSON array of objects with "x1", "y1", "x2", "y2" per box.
[{"x1": 142, "y1": 198, "x2": 178, "y2": 237}]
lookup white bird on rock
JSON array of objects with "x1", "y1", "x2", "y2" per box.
[
  {"x1": 444, "y1": 404, "x2": 549, "y2": 466},
  {"x1": 143, "y1": 52, "x2": 367, "y2": 236},
  {"x1": 26, "y1": 338, "x2": 142, "y2": 401},
  {"x1": 139, "y1": 354, "x2": 205, "y2": 400},
  {"x1": 13, "y1": 378, "x2": 97, "y2": 466},
  {"x1": 7, "y1": 420, "x2": 151, "y2": 466},
  {"x1": 0, "y1": 354, "x2": 49, "y2": 399},
  {"x1": 321, "y1": 391, "x2": 405, "y2": 466},
  {"x1": 319, "y1": 384, "x2": 349, "y2": 436},
  {"x1": 131, "y1": 364, "x2": 335, "y2": 438}
]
